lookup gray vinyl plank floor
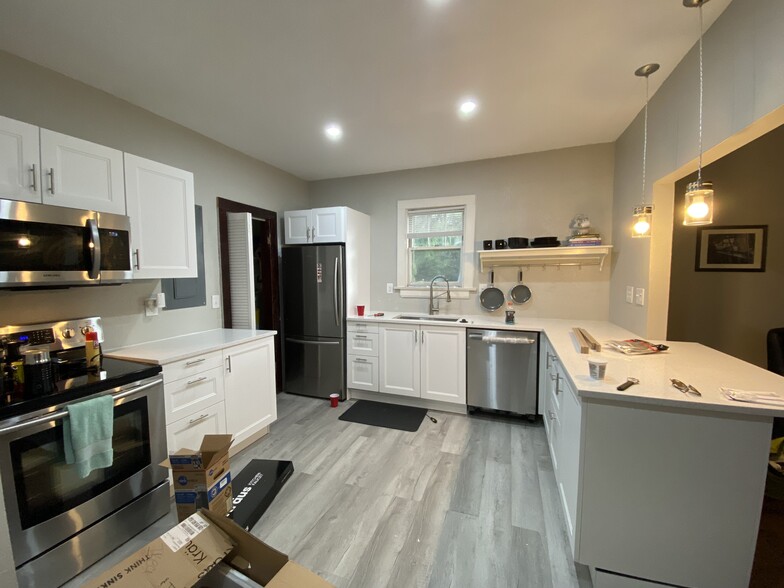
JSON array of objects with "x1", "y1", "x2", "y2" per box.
[{"x1": 65, "y1": 393, "x2": 592, "y2": 588}]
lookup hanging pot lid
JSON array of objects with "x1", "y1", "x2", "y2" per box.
[{"x1": 480, "y1": 271, "x2": 505, "y2": 311}]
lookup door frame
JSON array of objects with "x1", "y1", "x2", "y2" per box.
[{"x1": 217, "y1": 197, "x2": 282, "y2": 391}]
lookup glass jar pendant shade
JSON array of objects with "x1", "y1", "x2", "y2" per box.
[
  {"x1": 631, "y1": 63, "x2": 659, "y2": 238},
  {"x1": 684, "y1": 180, "x2": 713, "y2": 224},
  {"x1": 632, "y1": 205, "x2": 654, "y2": 238},
  {"x1": 683, "y1": 0, "x2": 714, "y2": 226}
]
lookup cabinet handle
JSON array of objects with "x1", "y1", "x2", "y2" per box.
[
  {"x1": 421, "y1": 331, "x2": 425, "y2": 344},
  {"x1": 47, "y1": 168, "x2": 55, "y2": 194},
  {"x1": 555, "y1": 373, "x2": 561, "y2": 394},
  {"x1": 185, "y1": 358, "x2": 206, "y2": 366},
  {"x1": 354, "y1": 357, "x2": 367, "y2": 363},
  {"x1": 306, "y1": 227, "x2": 311, "y2": 240},
  {"x1": 29, "y1": 164, "x2": 37, "y2": 192},
  {"x1": 545, "y1": 352, "x2": 552, "y2": 370},
  {"x1": 189, "y1": 413, "x2": 209, "y2": 425},
  {"x1": 226, "y1": 356, "x2": 232, "y2": 373},
  {"x1": 414, "y1": 330, "x2": 417, "y2": 343},
  {"x1": 133, "y1": 249, "x2": 140, "y2": 270},
  {"x1": 187, "y1": 376, "x2": 208, "y2": 386},
  {"x1": 354, "y1": 334, "x2": 367, "y2": 339}
]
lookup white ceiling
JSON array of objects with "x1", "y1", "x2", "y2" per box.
[{"x1": 0, "y1": 0, "x2": 732, "y2": 181}]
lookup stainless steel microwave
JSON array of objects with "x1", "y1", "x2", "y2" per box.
[{"x1": 0, "y1": 198, "x2": 133, "y2": 287}]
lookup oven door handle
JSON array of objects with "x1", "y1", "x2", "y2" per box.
[{"x1": 0, "y1": 378, "x2": 161, "y2": 435}]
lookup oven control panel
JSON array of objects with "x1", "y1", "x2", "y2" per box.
[{"x1": 0, "y1": 317, "x2": 103, "y2": 350}]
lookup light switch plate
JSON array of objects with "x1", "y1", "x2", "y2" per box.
[
  {"x1": 386, "y1": 283, "x2": 394, "y2": 294},
  {"x1": 625, "y1": 286, "x2": 634, "y2": 304},
  {"x1": 634, "y1": 287, "x2": 645, "y2": 306},
  {"x1": 211, "y1": 294, "x2": 221, "y2": 309}
]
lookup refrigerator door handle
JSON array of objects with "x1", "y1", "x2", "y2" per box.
[
  {"x1": 286, "y1": 337, "x2": 341, "y2": 345},
  {"x1": 334, "y1": 255, "x2": 343, "y2": 327}
]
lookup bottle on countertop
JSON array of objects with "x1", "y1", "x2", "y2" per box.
[{"x1": 85, "y1": 331, "x2": 101, "y2": 372}]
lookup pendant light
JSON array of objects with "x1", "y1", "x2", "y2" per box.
[
  {"x1": 683, "y1": 0, "x2": 714, "y2": 226},
  {"x1": 632, "y1": 63, "x2": 659, "y2": 238}
]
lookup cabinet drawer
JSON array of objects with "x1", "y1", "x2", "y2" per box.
[
  {"x1": 348, "y1": 355, "x2": 379, "y2": 392},
  {"x1": 163, "y1": 351, "x2": 224, "y2": 384},
  {"x1": 165, "y1": 366, "x2": 225, "y2": 425},
  {"x1": 347, "y1": 322, "x2": 378, "y2": 334},
  {"x1": 348, "y1": 331, "x2": 379, "y2": 356},
  {"x1": 166, "y1": 401, "x2": 227, "y2": 454}
]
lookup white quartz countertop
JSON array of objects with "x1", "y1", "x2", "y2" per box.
[
  {"x1": 105, "y1": 328, "x2": 276, "y2": 365},
  {"x1": 349, "y1": 312, "x2": 784, "y2": 418}
]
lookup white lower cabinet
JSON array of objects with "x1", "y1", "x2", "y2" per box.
[
  {"x1": 158, "y1": 336, "x2": 277, "y2": 455},
  {"x1": 377, "y1": 324, "x2": 466, "y2": 405},
  {"x1": 223, "y1": 338, "x2": 277, "y2": 446},
  {"x1": 379, "y1": 324, "x2": 420, "y2": 397},
  {"x1": 348, "y1": 355, "x2": 379, "y2": 391},
  {"x1": 166, "y1": 401, "x2": 227, "y2": 454},
  {"x1": 541, "y1": 337, "x2": 582, "y2": 554}
]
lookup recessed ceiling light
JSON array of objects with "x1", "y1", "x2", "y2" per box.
[
  {"x1": 458, "y1": 99, "x2": 478, "y2": 117},
  {"x1": 324, "y1": 123, "x2": 343, "y2": 141}
]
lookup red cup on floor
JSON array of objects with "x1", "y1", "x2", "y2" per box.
[
  {"x1": 330, "y1": 393, "x2": 339, "y2": 408},
  {"x1": 356, "y1": 305, "x2": 365, "y2": 316}
]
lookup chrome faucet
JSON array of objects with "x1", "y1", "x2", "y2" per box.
[{"x1": 429, "y1": 275, "x2": 452, "y2": 315}]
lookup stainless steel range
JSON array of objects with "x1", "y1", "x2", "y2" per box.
[{"x1": 0, "y1": 317, "x2": 170, "y2": 587}]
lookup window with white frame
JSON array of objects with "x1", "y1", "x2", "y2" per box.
[{"x1": 396, "y1": 195, "x2": 476, "y2": 297}]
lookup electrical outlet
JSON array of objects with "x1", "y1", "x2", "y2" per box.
[
  {"x1": 386, "y1": 283, "x2": 394, "y2": 294},
  {"x1": 634, "y1": 287, "x2": 645, "y2": 306},
  {"x1": 212, "y1": 294, "x2": 221, "y2": 309},
  {"x1": 144, "y1": 298, "x2": 159, "y2": 317},
  {"x1": 625, "y1": 286, "x2": 634, "y2": 304},
  {"x1": 479, "y1": 283, "x2": 487, "y2": 290}
]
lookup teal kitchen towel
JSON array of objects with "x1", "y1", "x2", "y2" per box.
[{"x1": 63, "y1": 395, "x2": 114, "y2": 478}]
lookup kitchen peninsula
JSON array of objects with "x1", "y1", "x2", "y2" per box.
[{"x1": 347, "y1": 313, "x2": 783, "y2": 588}]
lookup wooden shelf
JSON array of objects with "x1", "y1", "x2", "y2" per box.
[{"x1": 479, "y1": 245, "x2": 612, "y2": 272}]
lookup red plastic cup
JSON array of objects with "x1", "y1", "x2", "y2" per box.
[
  {"x1": 356, "y1": 305, "x2": 365, "y2": 316},
  {"x1": 330, "y1": 393, "x2": 339, "y2": 407}
]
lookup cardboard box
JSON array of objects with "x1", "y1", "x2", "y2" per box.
[
  {"x1": 228, "y1": 459, "x2": 294, "y2": 531},
  {"x1": 87, "y1": 509, "x2": 333, "y2": 588},
  {"x1": 166, "y1": 434, "x2": 234, "y2": 522}
]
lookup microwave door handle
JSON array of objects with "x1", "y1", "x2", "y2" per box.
[{"x1": 86, "y1": 218, "x2": 101, "y2": 280}]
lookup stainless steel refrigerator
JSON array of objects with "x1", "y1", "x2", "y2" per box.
[{"x1": 281, "y1": 244, "x2": 346, "y2": 399}]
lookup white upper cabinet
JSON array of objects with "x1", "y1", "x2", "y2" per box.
[
  {"x1": 0, "y1": 115, "x2": 41, "y2": 203},
  {"x1": 40, "y1": 128, "x2": 126, "y2": 214},
  {"x1": 312, "y1": 206, "x2": 346, "y2": 243},
  {"x1": 124, "y1": 153, "x2": 197, "y2": 279},
  {"x1": 283, "y1": 209, "x2": 312, "y2": 244},
  {"x1": 284, "y1": 206, "x2": 348, "y2": 244}
]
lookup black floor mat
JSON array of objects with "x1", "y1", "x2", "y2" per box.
[{"x1": 339, "y1": 400, "x2": 427, "y2": 432}]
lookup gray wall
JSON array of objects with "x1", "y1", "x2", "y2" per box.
[
  {"x1": 309, "y1": 143, "x2": 615, "y2": 320},
  {"x1": 0, "y1": 50, "x2": 309, "y2": 349},
  {"x1": 610, "y1": 0, "x2": 784, "y2": 336},
  {"x1": 667, "y1": 124, "x2": 784, "y2": 367}
]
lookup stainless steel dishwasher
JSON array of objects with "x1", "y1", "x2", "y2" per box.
[{"x1": 466, "y1": 328, "x2": 539, "y2": 417}]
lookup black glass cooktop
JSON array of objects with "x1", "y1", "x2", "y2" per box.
[{"x1": 0, "y1": 357, "x2": 161, "y2": 422}]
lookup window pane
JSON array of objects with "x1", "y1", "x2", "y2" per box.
[
  {"x1": 410, "y1": 236, "x2": 463, "y2": 248},
  {"x1": 407, "y1": 209, "x2": 464, "y2": 236},
  {"x1": 411, "y1": 249, "x2": 461, "y2": 283}
]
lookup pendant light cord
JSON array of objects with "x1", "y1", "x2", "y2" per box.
[
  {"x1": 641, "y1": 75, "x2": 649, "y2": 206},
  {"x1": 697, "y1": 3, "x2": 704, "y2": 182}
]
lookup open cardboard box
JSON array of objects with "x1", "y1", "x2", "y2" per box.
[
  {"x1": 87, "y1": 509, "x2": 333, "y2": 588},
  {"x1": 164, "y1": 434, "x2": 234, "y2": 521}
]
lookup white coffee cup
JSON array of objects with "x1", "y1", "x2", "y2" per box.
[{"x1": 588, "y1": 359, "x2": 608, "y2": 380}]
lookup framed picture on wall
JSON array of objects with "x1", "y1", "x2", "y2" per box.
[{"x1": 695, "y1": 225, "x2": 768, "y2": 272}]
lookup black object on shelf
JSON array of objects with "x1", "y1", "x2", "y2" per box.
[
  {"x1": 495, "y1": 239, "x2": 507, "y2": 249},
  {"x1": 483, "y1": 240, "x2": 493, "y2": 250}
]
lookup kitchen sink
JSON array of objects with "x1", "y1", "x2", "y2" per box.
[{"x1": 394, "y1": 314, "x2": 470, "y2": 323}]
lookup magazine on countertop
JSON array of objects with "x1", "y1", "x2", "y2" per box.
[{"x1": 606, "y1": 339, "x2": 669, "y2": 355}]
